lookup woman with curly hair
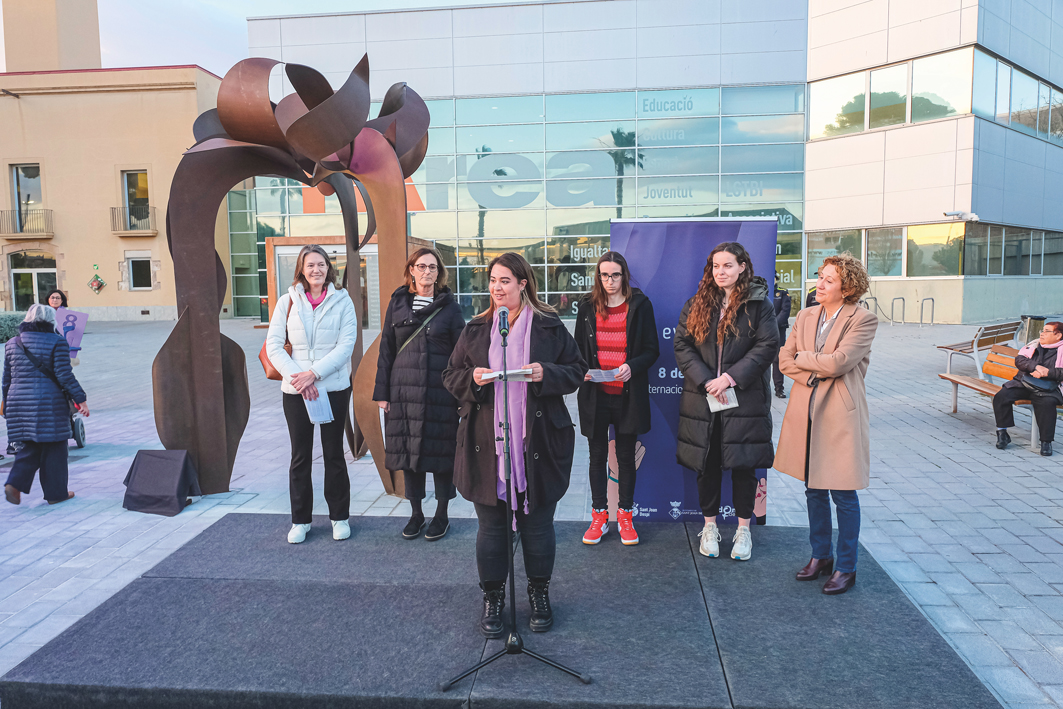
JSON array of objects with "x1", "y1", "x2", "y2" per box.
[
  {"x1": 674, "y1": 242, "x2": 778, "y2": 562},
  {"x1": 774, "y1": 253, "x2": 877, "y2": 595}
]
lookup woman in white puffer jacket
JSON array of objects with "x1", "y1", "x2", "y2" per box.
[{"x1": 266, "y1": 244, "x2": 358, "y2": 545}]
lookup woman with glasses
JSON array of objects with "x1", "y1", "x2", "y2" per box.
[
  {"x1": 374, "y1": 248, "x2": 465, "y2": 541},
  {"x1": 574, "y1": 251, "x2": 659, "y2": 546}
]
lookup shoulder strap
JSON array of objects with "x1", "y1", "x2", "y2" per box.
[
  {"x1": 284, "y1": 298, "x2": 292, "y2": 347},
  {"x1": 397, "y1": 308, "x2": 441, "y2": 356},
  {"x1": 14, "y1": 336, "x2": 72, "y2": 398}
]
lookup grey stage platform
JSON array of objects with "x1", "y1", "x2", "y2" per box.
[{"x1": 0, "y1": 514, "x2": 1002, "y2": 709}]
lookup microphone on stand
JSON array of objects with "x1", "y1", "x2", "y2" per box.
[{"x1": 497, "y1": 306, "x2": 510, "y2": 337}]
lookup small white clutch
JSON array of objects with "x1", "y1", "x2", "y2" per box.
[{"x1": 706, "y1": 387, "x2": 739, "y2": 412}]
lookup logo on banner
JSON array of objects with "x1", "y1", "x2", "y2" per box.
[{"x1": 669, "y1": 501, "x2": 682, "y2": 520}]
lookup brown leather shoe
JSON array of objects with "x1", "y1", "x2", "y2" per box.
[
  {"x1": 822, "y1": 571, "x2": 856, "y2": 595},
  {"x1": 796, "y1": 557, "x2": 833, "y2": 580},
  {"x1": 4, "y1": 484, "x2": 20, "y2": 505}
]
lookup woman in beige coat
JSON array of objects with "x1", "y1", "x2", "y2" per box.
[{"x1": 774, "y1": 253, "x2": 877, "y2": 595}]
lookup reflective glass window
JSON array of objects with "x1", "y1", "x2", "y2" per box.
[
  {"x1": 426, "y1": 127, "x2": 455, "y2": 155},
  {"x1": 546, "y1": 151, "x2": 628, "y2": 180},
  {"x1": 1052, "y1": 88, "x2": 1063, "y2": 144},
  {"x1": 963, "y1": 223, "x2": 988, "y2": 276},
  {"x1": 408, "y1": 211, "x2": 458, "y2": 241},
  {"x1": 869, "y1": 64, "x2": 908, "y2": 128},
  {"x1": 458, "y1": 294, "x2": 490, "y2": 319},
  {"x1": 457, "y1": 180, "x2": 544, "y2": 210},
  {"x1": 721, "y1": 85, "x2": 804, "y2": 115},
  {"x1": 417, "y1": 184, "x2": 456, "y2": 211},
  {"x1": 807, "y1": 230, "x2": 862, "y2": 280},
  {"x1": 255, "y1": 188, "x2": 286, "y2": 214},
  {"x1": 1044, "y1": 231, "x2": 1063, "y2": 274},
  {"x1": 457, "y1": 124, "x2": 542, "y2": 153},
  {"x1": 636, "y1": 117, "x2": 719, "y2": 147},
  {"x1": 721, "y1": 114, "x2": 805, "y2": 144},
  {"x1": 987, "y1": 225, "x2": 1004, "y2": 274},
  {"x1": 458, "y1": 209, "x2": 546, "y2": 239},
  {"x1": 457, "y1": 238, "x2": 546, "y2": 266},
  {"x1": 287, "y1": 188, "x2": 303, "y2": 215},
  {"x1": 230, "y1": 232, "x2": 256, "y2": 254},
  {"x1": 548, "y1": 264, "x2": 596, "y2": 292},
  {"x1": 637, "y1": 176, "x2": 718, "y2": 205},
  {"x1": 1031, "y1": 230, "x2": 1044, "y2": 275},
  {"x1": 546, "y1": 177, "x2": 634, "y2": 208},
  {"x1": 865, "y1": 228, "x2": 903, "y2": 277},
  {"x1": 721, "y1": 144, "x2": 803, "y2": 173},
  {"x1": 547, "y1": 292, "x2": 586, "y2": 317},
  {"x1": 996, "y1": 63, "x2": 1011, "y2": 123},
  {"x1": 907, "y1": 223, "x2": 964, "y2": 277},
  {"x1": 636, "y1": 205, "x2": 718, "y2": 219},
  {"x1": 638, "y1": 146, "x2": 719, "y2": 176},
  {"x1": 458, "y1": 265, "x2": 546, "y2": 293},
  {"x1": 256, "y1": 215, "x2": 285, "y2": 238},
  {"x1": 425, "y1": 99, "x2": 454, "y2": 126},
  {"x1": 228, "y1": 190, "x2": 252, "y2": 210},
  {"x1": 911, "y1": 49, "x2": 973, "y2": 122},
  {"x1": 1010, "y1": 69, "x2": 1038, "y2": 135},
  {"x1": 637, "y1": 88, "x2": 719, "y2": 118},
  {"x1": 1039, "y1": 84, "x2": 1052, "y2": 140},
  {"x1": 228, "y1": 211, "x2": 252, "y2": 233},
  {"x1": 323, "y1": 193, "x2": 341, "y2": 213},
  {"x1": 719, "y1": 203, "x2": 802, "y2": 232},
  {"x1": 1004, "y1": 227, "x2": 1030, "y2": 275},
  {"x1": 289, "y1": 214, "x2": 344, "y2": 238},
  {"x1": 410, "y1": 156, "x2": 456, "y2": 185},
  {"x1": 231, "y1": 254, "x2": 258, "y2": 275},
  {"x1": 254, "y1": 176, "x2": 287, "y2": 188},
  {"x1": 546, "y1": 121, "x2": 636, "y2": 151},
  {"x1": 809, "y1": 73, "x2": 865, "y2": 139},
  {"x1": 548, "y1": 208, "x2": 632, "y2": 236},
  {"x1": 721, "y1": 174, "x2": 802, "y2": 203},
  {"x1": 973, "y1": 50, "x2": 997, "y2": 119},
  {"x1": 232, "y1": 275, "x2": 260, "y2": 296},
  {"x1": 776, "y1": 231, "x2": 803, "y2": 312},
  {"x1": 546, "y1": 234, "x2": 612, "y2": 260},
  {"x1": 456, "y1": 95, "x2": 544, "y2": 125},
  {"x1": 546, "y1": 92, "x2": 635, "y2": 121},
  {"x1": 462, "y1": 152, "x2": 544, "y2": 181}
]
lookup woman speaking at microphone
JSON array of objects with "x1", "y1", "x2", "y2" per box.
[{"x1": 443, "y1": 252, "x2": 586, "y2": 639}]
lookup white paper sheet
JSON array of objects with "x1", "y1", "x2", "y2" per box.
[
  {"x1": 586, "y1": 368, "x2": 619, "y2": 382},
  {"x1": 481, "y1": 368, "x2": 533, "y2": 383},
  {"x1": 303, "y1": 392, "x2": 334, "y2": 424},
  {"x1": 706, "y1": 387, "x2": 739, "y2": 412}
]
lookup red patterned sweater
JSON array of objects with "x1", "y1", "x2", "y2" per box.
[{"x1": 596, "y1": 302, "x2": 628, "y2": 394}]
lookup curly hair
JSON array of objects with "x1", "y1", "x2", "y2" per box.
[
  {"x1": 687, "y1": 242, "x2": 754, "y2": 344},
  {"x1": 821, "y1": 253, "x2": 870, "y2": 304}
]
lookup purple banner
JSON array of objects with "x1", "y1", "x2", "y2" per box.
[{"x1": 609, "y1": 218, "x2": 778, "y2": 523}]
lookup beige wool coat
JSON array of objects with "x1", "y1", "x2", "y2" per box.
[{"x1": 773, "y1": 303, "x2": 878, "y2": 490}]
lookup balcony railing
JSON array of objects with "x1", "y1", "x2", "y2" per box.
[
  {"x1": 0, "y1": 209, "x2": 53, "y2": 236},
  {"x1": 111, "y1": 205, "x2": 157, "y2": 233}
]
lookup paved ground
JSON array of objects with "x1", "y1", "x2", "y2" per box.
[{"x1": 0, "y1": 316, "x2": 1062, "y2": 707}]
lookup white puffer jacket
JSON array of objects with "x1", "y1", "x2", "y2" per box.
[{"x1": 266, "y1": 283, "x2": 358, "y2": 396}]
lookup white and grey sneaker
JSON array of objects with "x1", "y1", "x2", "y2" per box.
[
  {"x1": 287, "y1": 523, "x2": 312, "y2": 544},
  {"x1": 698, "y1": 521, "x2": 721, "y2": 558},
  {"x1": 332, "y1": 519, "x2": 351, "y2": 541},
  {"x1": 731, "y1": 526, "x2": 752, "y2": 561}
]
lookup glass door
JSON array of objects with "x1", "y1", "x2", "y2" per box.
[{"x1": 9, "y1": 251, "x2": 57, "y2": 311}]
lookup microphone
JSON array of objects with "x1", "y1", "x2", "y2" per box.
[{"x1": 497, "y1": 306, "x2": 510, "y2": 337}]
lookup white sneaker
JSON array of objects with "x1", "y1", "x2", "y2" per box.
[
  {"x1": 698, "y1": 521, "x2": 721, "y2": 558},
  {"x1": 731, "y1": 526, "x2": 752, "y2": 561},
  {"x1": 287, "y1": 523, "x2": 311, "y2": 544},
  {"x1": 332, "y1": 519, "x2": 351, "y2": 541}
]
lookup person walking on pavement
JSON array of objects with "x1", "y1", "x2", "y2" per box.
[
  {"x1": 992, "y1": 321, "x2": 1063, "y2": 456},
  {"x1": 374, "y1": 248, "x2": 465, "y2": 541},
  {"x1": 266, "y1": 244, "x2": 358, "y2": 544},
  {"x1": 574, "y1": 251, "x2": 659, "y2": 546},
  {"x1": 772, "y1": 274, "x2": 792, "y2": 399},
  {"x1": 3, "y1": 305, "x2": 88, "y2": 506}
]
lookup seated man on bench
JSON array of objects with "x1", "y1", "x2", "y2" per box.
[{"x1": 994, "y1": 321, "x2": 1063, "y2": 456}]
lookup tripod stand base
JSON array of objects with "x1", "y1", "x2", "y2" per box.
[{"x1": 438, "y1": 629, "x2": 592, "y2": 692}]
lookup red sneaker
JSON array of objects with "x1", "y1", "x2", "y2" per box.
[
  {"x1": 617, "y1": 508, "x2": 639, "y2": 545},
  {"x1": 582, "y1": 509, "x2": 609, "y2": 544}
]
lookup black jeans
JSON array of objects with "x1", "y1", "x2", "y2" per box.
[
  {"x1": 403, "y1": 470, "x2": 456, "y2": 502},
  {"x1": 474, "y1": 500, "x2": 557, "y2": 584},
  {"x1": 697, "y1": 413, "x2": 757, "y2": 519},
  {"x1": 993, "y1": 381, "x2": 1063, "y2": 442},
  {"x1": 282, "y1": 387, "x2": 351, "y2": 524},
  {"x1": 772, "y1": 326, "x2": 787, "y2": 391},
  {"x1": 587, "y1": 392, "x2": 637, "y2": 510},
  {"x1": 5, "y1": 441, "x2": 68, "y2": 502}
]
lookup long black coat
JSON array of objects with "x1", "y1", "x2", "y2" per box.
[
  {"x1": 574, "y1": 289, "x2": 660, "y2": 436},
  {"x1": 3, "y1": 323, "x2": 87, "y2": 443},
  {"x1": 373, "y1": 286, "x2": 465, "y2": 474},
  {"x1": 674, "y1": 277, "x2": 778, "y2": 472},
  {"x1": 442, "y1": 309, "x2": 587, "y2": 511}
]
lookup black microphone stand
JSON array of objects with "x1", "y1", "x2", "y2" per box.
[{"x1": 439, "y1": 316, "x2": 590, "y2": 692}]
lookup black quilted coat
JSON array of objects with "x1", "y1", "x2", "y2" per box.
[
  {"x1": 373, "y1": 286, "x2": 465, "y2": 474},
  {"x1": 673, "y1": 277, "x2": 778, "y2": 473},
  {"x1": 2, "y1": 323, "x2": 87, "y2": 443}
]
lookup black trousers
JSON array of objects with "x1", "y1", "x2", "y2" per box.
[
  {"x1": 403, "y1": 470, "x2": 456, "y2": 502},
  {"x1": 993, "y1": 381, "x2": 1063, "y2": 442},
  {"x1": 587, "y1": 392, "x2": 637, "y2": 510},
  {"x1": 698, "y1": 412, "x2": 757, "y2": 519},
  {"x1": 5, "y1": 441, "x2": 68, "y2": 502},
  {"x1": 772, "y1": 326, "x2": 787, "y2": 391},
  {"x1": 282, "y1": 388, "x2": 351, "y2": 524},
  {"x1": 474, "y1": 500, "x2": 557, "y2": 584}
]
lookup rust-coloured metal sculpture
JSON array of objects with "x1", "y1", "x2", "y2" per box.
[{"x1": 153, "y1": 55, "x2": 428, "y2": 495}]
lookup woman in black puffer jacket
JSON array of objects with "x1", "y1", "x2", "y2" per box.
[
  {"x1": 3, "y1": 305, "x2": 88, "y2": 505},
  {"x1": 374, "y1": 248, "x2": 465, "y2": 541}
]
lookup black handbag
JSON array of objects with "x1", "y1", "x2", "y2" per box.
[
  {"x1": 1022, "y1": 373, "x2": 1057, "y2": 392},
  {"x1": 13, "y1": 336, "x2": 79, "y2": 414}
]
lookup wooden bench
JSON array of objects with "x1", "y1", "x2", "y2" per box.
[
  {"x1": 939, "y1": 344, "x2": 1061, "y2": 446},
  {"x1": 936, "y1": 321, "x2": 1022, "y2": 380}
]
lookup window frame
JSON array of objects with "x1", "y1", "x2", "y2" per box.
[{"x1": 128, "y1": 257, "x2": 153, "y2": 291}]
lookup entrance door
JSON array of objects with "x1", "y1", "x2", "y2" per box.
[{"x1": 10, "y1": 251, "x2": 57, "y2": 311}]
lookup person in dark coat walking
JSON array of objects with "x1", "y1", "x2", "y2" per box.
[
  {"x1": 772, "y1": 275, "x2": 793, "y2": 399},
  {"x1": 674, "y1": 242, "x2": 778, "y2": 562},
  {"x1": 374, "y1": 247, "x2": 465, "y2": 540},
  {"x1": 993, "y1": 321, "x2": 1063, "y2": 456},
  {"x1": 443, "y1": 252, "x2": 586, "y2": 639},
  {"x1": 574, "y1": 251, "x2": 659, "y2": 546},
  {"x1": 3, "y1": 305, "x2": 88, "y2": 506}
]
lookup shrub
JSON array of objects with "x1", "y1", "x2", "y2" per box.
[{"x1": 0, "y1": 312, "x2": 27, "y2": 343}]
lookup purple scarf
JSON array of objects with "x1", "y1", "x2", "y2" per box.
[{"x1": 490, "y1": 307, "x2": 533, "y2": 518}]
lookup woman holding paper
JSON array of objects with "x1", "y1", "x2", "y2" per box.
[
  {"x1": 774, "y1": 254, "x2": 876, "y2": 595},
  {"x1": 266, "y1": 244, "x2": 358, "y2": 545},
  {"x1": 373, "y1": 247, "x2": 465, "y2": 542},
  {"x1": 674, "y1": 242, "x2": 778, "y2": 562},
  {"x1": 574, "y1": 251, "x2": 659, "y2": 546},
  {"x1": 443, "y1": 252, "x2": 587, "y2": 638}
]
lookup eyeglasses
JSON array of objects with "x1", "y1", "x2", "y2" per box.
[
  {"x1": 1041, "y1": 327, "x2": 1059, "y2": 334},
  {"x1": 599, "y1": 272, "x2": 623, "y2": 282},
  {"x1": 413, "y1": 264, "x2": 438, "y2": 273}
]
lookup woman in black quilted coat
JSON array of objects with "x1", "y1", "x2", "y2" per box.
[
  {"x1": 3, "y1": 305, "x2": 88, "y2": 505},
  {"x1": 374, "y1": 248, "x2": 465, "y2": 541}
]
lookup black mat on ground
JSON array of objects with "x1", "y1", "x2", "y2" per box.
[
  {"x1": 0, "y1": 514, "x2": 1002, "y2": 709},
  {"x1": 689, "y1": 524, "x2": 1002, "y2": 709}
]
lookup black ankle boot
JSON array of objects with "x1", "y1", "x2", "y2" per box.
[
  {"x1": 479, "y1": 583, "x2": 506, "y2": 639},
  {"x1": 995, "y1": 430, "x2": 1011, "y2": 450},
  {"x1": 527, "y1": 578, "x2": 553, "y2": 632},
  {"x1": 1041, "y1": 440, "x2": 1053, "y2": 456}
]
